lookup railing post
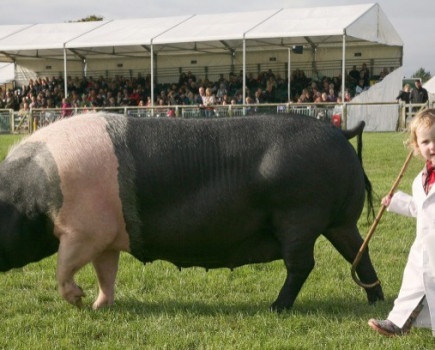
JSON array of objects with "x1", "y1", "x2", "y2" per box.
[
  {"x1": 9, "y1": 109, "x2": 14, "y2": 133},
  {"x1": 29, "y1": 112, "x2": 33, "y2": 133},
  {"x1": 398, "y1": 102, "x2": 406, "y2": 131},
  {"x1": 342, "y1": 103, "x2": 347, "y2": 130}
]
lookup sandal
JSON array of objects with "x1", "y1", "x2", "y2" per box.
[{"x1": 368, "y1": 319, "x2": 407, "y2": 337}]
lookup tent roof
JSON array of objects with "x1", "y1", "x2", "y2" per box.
[
  {"x1": 0, "y1": 3, "x2": 402, "y2": 61},
  {"x1": 424, "y1": 76, "x2": 435, "y2": 94}
]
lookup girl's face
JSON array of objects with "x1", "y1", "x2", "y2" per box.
[{"x1": 416, "y1": 123, "x2": 435, "y2": 166}]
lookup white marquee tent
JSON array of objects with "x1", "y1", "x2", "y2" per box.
[
  {"x1": 424, "y1": 76, "x2": 435, "y2": 107},
  {"x1": 0, "y1": 3, "x2": 402, "y2": 106}
]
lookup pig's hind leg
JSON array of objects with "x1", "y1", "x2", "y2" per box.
[
  {"x1": 92, "y1": 249, "x2": 120, "y2": 309},
  {"x1": 323, "y1": 224, "x2": 384, "y2": 304}
]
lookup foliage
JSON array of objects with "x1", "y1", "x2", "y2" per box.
[
  {"x1": 412, "y1": 67, "x2": 432, "y2": 83},
  {"x1": 0, "y1": 131, "x2": 433, "y2": 348},
  {"x1": 70, "y1": 15, "x2": 104, "y2": 23}
]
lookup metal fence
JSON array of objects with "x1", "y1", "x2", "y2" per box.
[
  {"x1": 0, "y1": 110, "x2": 12, "y2": 133},
  {"x1": 0, "y1": 102, "x2": 427, "y2": 134},
  {"x1": 0, "y1": 103, "x2": 341, "y2": 134}
]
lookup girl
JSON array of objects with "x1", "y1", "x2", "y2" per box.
[{"x1": 369, "y1": 108, "x2": 435, "y2": 337}]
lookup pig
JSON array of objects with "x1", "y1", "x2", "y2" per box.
[{"x1": 0, "y1": 113, "x2": 384, "y2": 311}]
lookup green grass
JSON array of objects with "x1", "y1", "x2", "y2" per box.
[{"x1": 0, "y1": 131, "x2": 433, "y2": 349}]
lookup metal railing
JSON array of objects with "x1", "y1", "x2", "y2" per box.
[{"x1": 0, "y1": 102, "x2": 427, "y2": 134}]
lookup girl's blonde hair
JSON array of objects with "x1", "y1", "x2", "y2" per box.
[{"x1": 407, "y1": 108, "x2": 435, "y2": 156}]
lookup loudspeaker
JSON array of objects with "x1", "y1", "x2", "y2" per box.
[{"x1": 292, "y1": 45, "x2": 303, "y2": 54}]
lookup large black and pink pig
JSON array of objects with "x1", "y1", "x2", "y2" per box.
[{"x1": 0, "y1": 113, "x2": 383, "y2": 311}]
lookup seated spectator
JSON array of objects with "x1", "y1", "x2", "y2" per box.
[
  {"x1": 355, "y1": 79, "x2": 367, "y2": 96},
  {"x1": 18, "y1": 101, "x2": 30, "y2": 117},
  {"x1": 8, "y1": 62, "x2": 389, "y2": 120},
  {"x1": 245, "y1": 96, "x2": 255, "y2": 115},
  {"x1": 299, "y1": 88, "x2": 312, "y2": 103},
  {"x1": 130, "y1": 89, "x2": 140, "y2": 105},
  {"x1": 327, "y1": 88, "x2": 337, "y2": 102},
  {"x1": 263, "y1": 83, "x2": 276, "y2": 103},
  {"x1": 61, "y1": 98, "x2": 72, "y2": 117},
  {"x1": 216, "y1": 83, "x2": 227, "y2": 103},
  {"x1": 221, "y1": 94, "x2": 230, "y2": 105},
  {"x1": 320, "y1": 92, "x2": 329, "y2": 103},
  {"x1": 177, "y1": 90, "x2": 190, "y2": 105}
]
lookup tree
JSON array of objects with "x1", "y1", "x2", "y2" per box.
[
  {"x1": 70, "y1": 15, "x2": 104, "y2": 23},
  {"x1": 412, "y1": 67, "x2": 431, "y2": 83}
]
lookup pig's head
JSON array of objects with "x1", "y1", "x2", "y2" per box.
[
  {"x1": 0, "y1": 198, "x2": 58, "y2": 272},
  {"x1": 0, "y1": 142, "x2": 61, "y2": 271}
]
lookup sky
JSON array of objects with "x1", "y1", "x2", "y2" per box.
[{"x1": 0, "y1": 0, "x2": 433, "y2": 78}]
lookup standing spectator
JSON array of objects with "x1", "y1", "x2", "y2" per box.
[
  {"x1": 4, "y1": 91, "x2": 18, "y2": 110},
  {"x1": 254, "y1": 88, "x2": 264, "y2": 104},
  {"x1": 360, "y1": 62, "x2": 370, "y2": 87},
  {"x1": 349, "y1": 65, "x2": 360, "y2": 85},
  {"x1": 410, "y1": 79, "x2": 429, "y2": 104},
  {"x1": 186, "y1": 71, "x2": 196, "y2": 83},
  {"x1": 396, "y1": 84, "x2": 411, "y2": 104},
  {"x1": 194, "y1": 86, "x2": 206, "y2": 117},
  {"x1": 195, "y1": 86, "x2": 205, "y2": 105}
]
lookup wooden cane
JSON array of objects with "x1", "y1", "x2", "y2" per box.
[{"x1": 351, "y1": 150, "x2": 414, "y2": 288}]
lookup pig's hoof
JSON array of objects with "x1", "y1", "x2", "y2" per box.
[
  {"x1": 92, "y1": 297, "x2": 114, "y2": 310},
  {"x1": 61, "y1": 284, "x2": 86, "y2": 307},
  {"x1": 270, "y1": 301, "x2": 292, "y2": 313}
]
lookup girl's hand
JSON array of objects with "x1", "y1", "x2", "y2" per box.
[{"x1": 381, "y1": 194, "x2": 393, "y2": 207}]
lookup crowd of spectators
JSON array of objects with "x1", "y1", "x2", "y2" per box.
[{"x1": 0, "y1": 62, "x2": 392, "y2": 115}]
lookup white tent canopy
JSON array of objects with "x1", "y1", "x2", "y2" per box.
[
  {"x1": 0, "y1": 3, "x2": 402, "y2": 56},
  {"x1": 0, "y1": 3, "x2": 402, "y2": 103},
  {"x1": 424, "y1": 76, "x2": 435, "y2": 94},
  {"x1": 424, "y1": 76, "x2": 435, "y2": 107}
]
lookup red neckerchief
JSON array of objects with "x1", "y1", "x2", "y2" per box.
[{"x1": 423, "y1": 161, "x2": 435, "y2": 194}]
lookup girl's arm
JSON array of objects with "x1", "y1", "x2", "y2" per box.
[{"x1": 385, "y1": 190, "x2": 417, "y2": 217}]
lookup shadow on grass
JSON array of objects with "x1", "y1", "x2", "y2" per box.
[{"x1": 110, "y1": 295, "x2": 394, "y2": 320}]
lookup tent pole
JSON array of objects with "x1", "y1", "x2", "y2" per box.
[
  {"x1": 151, "y1": 42, "x2": 154, "y2": 108},
  {"x1": 341, "y1": 33, "x2": 346, "y2": 104},
  {"x1": 288, "y1": 48, "x2": 291, "y2": 102},
  {"x1": 63, "y1": 44, "x2": 68, "y2": 98},
  {"x1": 242, "y1": 37, "x2": 246, "y2": 107}
]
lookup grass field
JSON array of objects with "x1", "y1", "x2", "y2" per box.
[{"x1": 0, "y1": 130, "x2": 433, "y2": 349}]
